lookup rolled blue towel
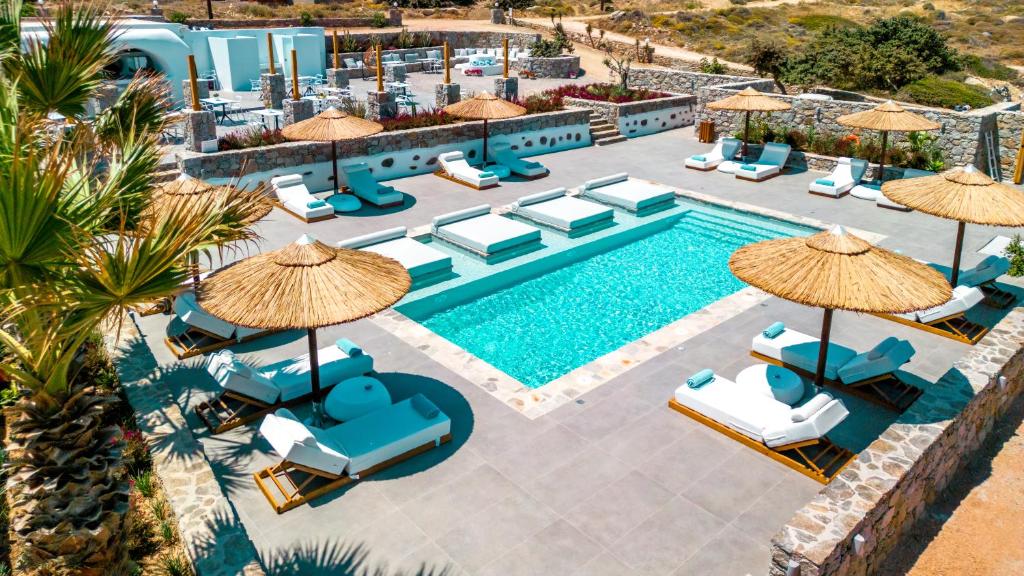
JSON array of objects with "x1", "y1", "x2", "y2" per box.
[
  {"x1": 815, "y1": 179, "x2": 834, "y2": 186},
  {"x1": 478, "y1": 171, "x2": 496, "y2": 179},
  {"x1": 691, "y1": 155, "x2": 707, "y2": 162},
  {"x1": 687, "y1": 368, "x2": 715, "y2": 389},
  {"x1": 307, "y1": 199, "x2": 327, "y2": 209},
  {"x1": 740, "y1": 164, "x2": 757, "y2": 171},
  {"x1": 336, "y1": 338, "x2": 362, "y2": 357},
  {"x1": 763, "y1": 321, "x2": 786, "y2": 339}
]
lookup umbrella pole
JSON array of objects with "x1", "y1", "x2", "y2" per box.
[
  {"x1": 878, "y1": 130, "x2": 888, "y2": 183},
  {"x1": 331, "y1": 141, "x2": 339, "y2": 196},
  {"x1": 189, "y1": 250, "x2": 201, "y2": 294},
  {"x1": 814, "y1": 309, "x2": 833, "y2": 388},
  {"x1": 482, "y1": 119, "x2": 489, "y2": 166},
  {"x1": 742, "y1": 111, "x2": 751, "y2": 160},
  {"x1": 950, "y1": 221, "x2": 966, "y2": 287},
  {"x1": 307, "y1": 328, "x2": 323, "y2": 424}
]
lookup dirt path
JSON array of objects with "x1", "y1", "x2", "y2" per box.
[{"x1": 879, "y1": 398, "x2": 1024, "y2": 575}]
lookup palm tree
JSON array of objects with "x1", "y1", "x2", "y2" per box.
[{"x1": 0, "y1": 2, "x2": 267, "y2": 573}]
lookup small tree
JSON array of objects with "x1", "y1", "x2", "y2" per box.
[
  {"x1": 603, "y1": 46, "x2": 633, "y2": 90},
  {"x1": 747, "y1": 39, "x2": 789, "y2": 94},
  {"x1": 1007, "y1": 235, "x2": 1024, "y2": 277},
  {"x1": 699, "y1": 57, "x2": 726, "y2": 74}
]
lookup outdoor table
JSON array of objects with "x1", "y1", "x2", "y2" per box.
[
  {"x1": 200, "y1": 97, "x2": 233, "y2": 124},
  {"x1": 386, "y1": 82, "x2": 409, "y2": 96},
  {"x1": 251, "y1": 108, "x2": 283, "y2": 130},
  {"x1": 736, "y1": 364, "x2": 805, "y2": 406},
  {"x1": 324, "y1": 376, "x2": 391, "y2": 422}
]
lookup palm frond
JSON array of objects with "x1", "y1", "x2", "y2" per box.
[
  {"x1": 0, "y1": 0, "x2": 22, "y2": 66},
  {"x1": 93, "y1": 72, "x2": 170, "y2": 148}
]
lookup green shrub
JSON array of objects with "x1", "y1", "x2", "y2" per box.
[
  {"x1": 132, "y1": 471, "x2": 155, "y2": 498},
  {"x1": 699, "y1": 57, "x2": 727, "y2": 74},
  {"x1": 897, "y1": 76, "x2": 993, "y2": 109},
  {"x1": 1007, "y1": 235, "x2": 1024, "y2": 277},
  {"x1": 160, "y1": 554, "x2": 193, "y2": 576},
  {"x1": 340, "y1": 31, "x2": 360, "y2": 53},
  {"x1": 299, "y1": 12, "x2": 315, "y2": 27},
  {"x1": 961, "y1": 54, "x2": 1019, "y2": 81},
  {"x1": 529, "y1": 37, "x2": 566, "y2": 58},
  {"x1": 159, "y1": 520, "x2": 176, "y2": 545},
  {"x1": 167, "y1": 11, "x2": 189, "y2": 24},
  {"x1": 371, "y1": 12, "x2": 389, "y2": 28},
  {"x1": 788, "y1": 14, "x2": 857, "y2": 31}
]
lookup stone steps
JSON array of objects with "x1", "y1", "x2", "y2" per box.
[
  {"x1": 588, "y1": 113, "x2": 625, "y2": 146},
  {"x1": 595, "y1": 135, "x2": 628, "y2": 146}
]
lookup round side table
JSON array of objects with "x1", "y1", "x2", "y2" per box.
[
  {"x1": 326, "y1": 194, "x2": 363, "y2": 213},
  {"x1": 735, "y1": 364, "x2": 804, "y2": 406},
  {"x1": 324, "y1": 376, "x2": 391, "y2": 422}
]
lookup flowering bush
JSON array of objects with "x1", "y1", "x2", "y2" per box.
[
  {"x1": 515, "y1": 93, "x2": 564, "y2": 114},
  {"x1": 218, "y1": 126, "x2": 287, "y2": 151},
  {"x1": 380, "y1": 110, "x2": 458, "y2": 131},
  {"x1": 545, "y1": 83, "x2": 670, "y2": 103}
]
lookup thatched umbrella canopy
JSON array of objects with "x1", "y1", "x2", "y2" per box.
[
  {"x1": 882, "y1": 165, "x2": 1024, "y2": 285},
  {"x1": 706, "y1": 87, "x2": 791, "y2": 158},
  {"x1": 730, "y1": 226, "x2": 950, "y2": 385},
  {"x1": 281, "y1": 107, "x2": 384, "y2": 195},
  {"x1": 198, "y1": 234, "x2": 410, "y2": 421},
  {"x1": 837, "y1": 100, "x2": 940, "y2": 183},
  {"x1": 444, "y1": 92, "x2": 526, "y2": 164}
]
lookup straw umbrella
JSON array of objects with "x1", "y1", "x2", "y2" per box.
[
  {"x1": 882, "y1": 165, "x2": 1024, "y2": 286},
  {"x1": 730, "y1": 226, "x2": 950, "y2": 386},
  {"x1": 198, "y1": 234, "x2": 411, "y2": 423},
  {"x1": 444, "y1": 91, "x2": 526, "y2": 165},
  {"x1": 706, "y1": 87, "x2": 791, "y2": 159},
  {"x1": 837, "y1": 100, "x2": 940, "y2": 183},
  {"x1": 282, "y1": 107, "x2": 384, "y2": 195}
]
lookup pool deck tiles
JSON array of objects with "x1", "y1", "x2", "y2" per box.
[{"x1": 135, "y1": 127, "x2": 1024, "y2": 576}]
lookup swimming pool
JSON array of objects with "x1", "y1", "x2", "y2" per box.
[{"x1": 399, "y1": 205, "x2": 813, "y2": 388}]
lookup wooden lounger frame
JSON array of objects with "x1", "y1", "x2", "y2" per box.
[
  {"x1": 164, "y1": 326, "x2": 272, "y2": 360},
  {"x1": 735, "y1": 169, "x2": 782, "y2": 183},
  {"x1": 255, "y1": 432, "x2": 454, "y2": 513},
  {"x1": 980, "y1": 282, "x2": 1016, "y2": 309},
  {"x1": 750, "y1": 351, "x2": 922, "y2": 412},
  {"x1": 340, "y1": 186, "x2": 405, "y2": 209},
  {"x1": 685, "y1": 163, "x2": 719, "y2": 172},
  {"x1": 271, "y1": 200, "x2": 337, "y2": 223},
  {"x1": 668, "y1": 399, "x2": 853, "y2": 484},
  {"x1": 194, "y1": 389, "x2": 314, "y2": 435},
  {"x1": 873, "y1": 312, "x2": 989, "y2": 345},
  {"x1": 808, "y1": 189, "x2": 850, "y2": 199},
  {"x1": 433, "y1": 169, "x2": 499, "y2": 190}
]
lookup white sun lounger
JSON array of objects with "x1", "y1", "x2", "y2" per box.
[
  {"x1": 735, "y1": 142, "x2": 790, "y2": 182},
  {"x1": 164, "y1": 292, "x2": 271, "y2": 359},
  {"x1": 197, "y1": 340, "x2": 374, "y2": 433},
  {"x1": 579, "y1": 173, "x2": 675, "y2": 213},
  {"x1": 808, "y1": 157, "x2": 857, "y2": 197},
  {"x1": 685, "y1": 137, "x2": 741, "y2": 171},
  {"x1": 341, "y1": 163, "x2": 404, "y2": 207},
  {"x1": 256, "y1": 395, "x2": 452, "y2": 512},
  {"x1": 271, "y1": 175, "x2": 335, "y2": 222},
  {"x1": 338, "y1": 226, "x2": 453, "y2": 281},
  {"x1": 752, "y1": 325, "x2": 921, "y2": 410},
  {"x1": 432, "y1": 205, "x2": 540, "y2": 257},
  {"x1": 489, "y1": 142, "x2": 548, "y2": 179},
  {"x1": 882, "y1": 285, "x2": 988, "y2": 344},
  {"x1": 509, "y1": 188, "x2": 613, "y2": 233},
  {"x1": 436, "y1": 151, "x2": 499, "y2": 189},
  {"x1": 669, "y1": 371, "x2": 852, "y2": 483}
]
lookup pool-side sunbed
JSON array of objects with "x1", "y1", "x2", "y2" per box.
[
  {"x1": 751, "y1": 324, "x2": 922, "y2": 411},
  {"x1": 930, "y1": 255, "x2": 1015, "y2": 308},
  {"x1": 579, "y1": 173, "x2": 675, "y2": 213},
  {"x1": 435, "y1": 151, "x2": 500, "y2": 189},
  {"x1": 734, "y1": 142, "x2": 791, "y2": 182},
  {"x1": 270, "y1": 175, "x2": 335, "y2": 223},
  {"x1": 877, "y1": 285, "x2": 988, "y2": 344},
  {"x1": 489, "y1": 142, "x2": 549, "y2": 179},
  {"x1": 668, "y1": 370, "x2": 854, "y2": 483},
  {"x1": 196, "y1": 340, "x2": 373, "y2": 434},
  {"x1": 338, "y1": 226, "x2": 453, "y2": 281},
  {"x1": 164, "y1": 292, "x2": 271, "y2": 359},
  {"x1": 808, "y1": 157, "x2": 868, "y2": 198},
  {"x1": 432, "y1": 205, "x2": 541, "y2": 258},
  {"x1": 685, "y1": 137, "x2": 741, "y2": 171},
  {"x1": 509, "y1": 188, "x2": 613, "y2": 233},
  {"x1": 341, "y1": 163, "x2": 404, "y2": 207},
  {"x1": 255, "y1": 395, "x2": 452, "y2": 513}
]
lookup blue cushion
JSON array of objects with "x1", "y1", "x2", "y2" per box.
[
  {"x1": 740, "y1": 164, "x2": 757, "y2": 171},
  {"x1": 691, "y1": 155, "x2": 707, "y2": 162},
  {"x1": 815, "y1": 179, "x2": 834, "y2": 186},
  {"x1": 687, "y1": 369, "x2": 715, "y2": 389},
  {"x1": 763, "y1": 322, "x2": 786, "y2": 339},
  {"x1": 307, "y1": 199, "x2": 327, "y2": 209},
  {"x1": 478, "y1": 171, "x2": 496, "y2": 179},
  {"x1": 410, "y1": 394, "x2": 440, "y2": 419},
  {"x1": 335, "y1": 338, "x2": 362, "y2": 357}
]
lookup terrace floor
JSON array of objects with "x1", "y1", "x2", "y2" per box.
[{"x1": 134, "y1": 127, "x2": 1024, "y2": 576}]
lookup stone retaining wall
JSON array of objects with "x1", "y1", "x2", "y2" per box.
[
  {"x1": 995, "y1": 107, "x2": 1023, "y2": 179},
  {"x1": 327, "y1": 30, "x2": 539, "y2": 56},
  {"x1": 513, "y1": 55, "x2": 580, "y2": 79},
  {"x1": 183, "y1": 12, "x2": 400, "y2": 29},
  {"x1": 627, "y1": 68, "x2": 761, "y2": 95},
  {"x1": 178, "y1": 109, "x2": 590, "y2": 188},
  {"x1": 563, "y1": 94, "x2": 697, "y2": 137},
  {"x1": 770, "y1": 310, "x2": 1024, "y2": 576}
]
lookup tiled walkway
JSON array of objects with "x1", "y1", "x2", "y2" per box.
[{"x1": 135, "y1": 127, "x2": 1022, "y2": 575}]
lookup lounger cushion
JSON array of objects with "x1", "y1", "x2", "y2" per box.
[
  {"x1": 174, "y1": 292, "x2": 237, "y2": 340},
  {"x1": 761, "y1": 398, "x2": 848, "y2": 448},
  {"x1": 438, "y1": 152, "x2": 500, "y2": 187},
  {"x1": 916, "y1": 285, "x2": 984, "y2": 324},
  {"x1": 342, "y1": 163, "x2": 404, "y2": 207},
  {"x1": 735, "y1": 163, "x2": 781, "y2": 181},
  {"x1": 218, "y1": 344, "x2": 374, "y2": 404},
  {"x1": 581, "y1": 172, "x2": 629, "y2": 192},
  {"x1": 337, "y1": 227, "x2": 408, "y2": 249},
  {"x1": 271, "y1": 174, "x2": 303, "y2": 188},
  {"x1": 752, "y1": 329, "x2": 856, "y2": 381},
  {"x1": 866, "y1": 336, "x2": 898, "y2": 361},
  {"x1": 491, "y1": 143, "x2": 548, "y2": 177},
  {"x1": 837, "y1": 339, "x2": 915, "y2": 385},
  {"x1": 516, "y1": 188, "x2": 567, "y2": 206},
  {"x1": 789, "y1": 393, "x2": 833, "y2": 422},
  {"x1": 433, "y1": 204, "x2": 492, "y2": 227},
  {"x1": 435, "y1": 213, "x2": 540, "y2": 255},
  {"x1": 951, "y1": 255, "x2": 1010, "y2": 287},
  {"x1": 324, "y1": 394, "x2": 451, "y2": 475},
  {"x1": 363, "y1": 237, "x2": 453, "y2": 279},
  {"x1": 260, "y1": 409, "x2": 350, "y2": 477},
  {"x1": 809, "y1": 158, "x2": 855, "y2": 197},
  {"x1": 515, "y1": 196, "x2": 613, "y2": 231},
  {"x1": 582, "y1": 178, "x2": 675, "y2": 212}
]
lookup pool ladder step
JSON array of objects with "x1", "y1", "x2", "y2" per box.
[
  {"x1": 676, "y1": 215, "x2": 780, "y2": 245},
  {"x1": 684, "y1": 211, "x2": 792, "y2": 240}
]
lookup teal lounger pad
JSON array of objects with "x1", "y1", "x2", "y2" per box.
[
  {"x1": 815, "y1": 179, "x2": 834, "y2": 186},
  {"x1": 687, "y1": 368, "x2": 715, "y2": 389},
  {"x1": 307, "y1": 199, "x2": 327, "y2": 208},
  {"x1": 763, "y1": 322, "x2": 785, "y2": 339},
  {"x1": 691, "y1": 155, "x2": 706, "y2": 162},
  {"x1": 740, "y1": 164, "x2": 757, "y2": 171}
]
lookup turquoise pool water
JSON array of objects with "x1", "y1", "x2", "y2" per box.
[{"x1": 404, "y1": 207, "x2": 811, "y2": 388}]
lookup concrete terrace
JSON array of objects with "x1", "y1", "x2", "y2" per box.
[{"x1": 135, "y1": 127, "x2": 1023, "y2": 576}]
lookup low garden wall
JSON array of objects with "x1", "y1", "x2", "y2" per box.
[
  {"x1": 184, "y1": 10, "x2": 401, "y2": 29},
  {"x1": 512, "y1": 55, "x2": 580, "y2": 79},
  {"x1": 178, "y1": 109, "x2": 591, "y2": 190},
  {"x1": 326, "y1": 31, "x2": 539, "y2": 56},
  {"x1": 564, "y1": 93, "x2": 697, "y2": 137},
  {"x1": 628, "y1": 68, "x2": 762, "y2": 96},
  {"x1": 770, "y1": 309, "x2": 1024, "y2": 576}
]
